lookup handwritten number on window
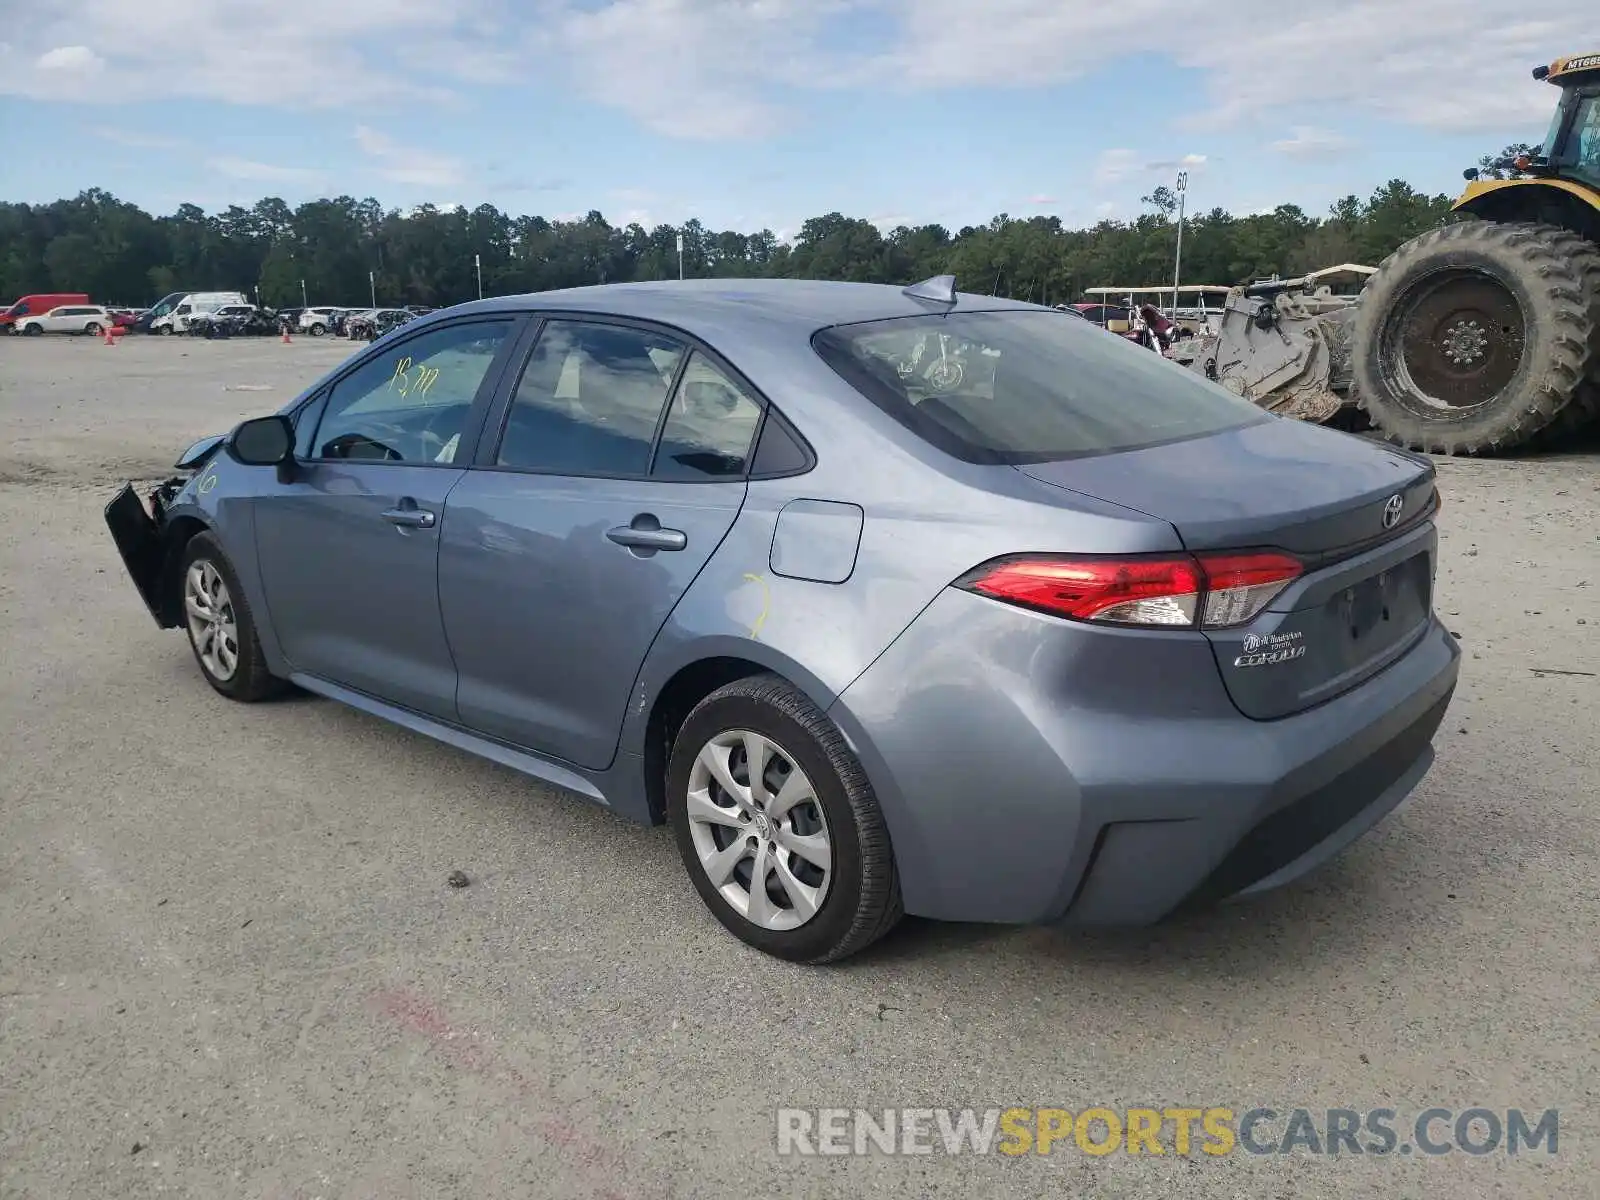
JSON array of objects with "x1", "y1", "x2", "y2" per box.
[{"x1": 388, "y1": 356, "x2": 440, "y2": 398}]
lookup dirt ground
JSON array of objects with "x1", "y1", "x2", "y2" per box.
[{"x1": 1, "y1": 333, "x2": 1596, "y2": 1199}]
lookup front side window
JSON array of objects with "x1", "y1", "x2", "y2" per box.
[
  {"x1": 310, "y1": 319, "x2": 513, "y2": 464},
  {"x1": 813, "y1": 309, "x2": 1269, "y2": 464},
  {"x1": 496, "y1": 320, "x2": 686, "y2": 476},
  {"x1": 652, "y1": 352, "x2": 764, "y2": 479}
]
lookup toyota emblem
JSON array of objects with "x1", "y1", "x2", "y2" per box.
[{"x1": 1381, "y1": 494, "x2": 1405, "y2": 530}]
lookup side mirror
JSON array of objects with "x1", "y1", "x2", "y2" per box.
[{"x1": 228, "y1": 414, "x2": 295, "y2": 469}]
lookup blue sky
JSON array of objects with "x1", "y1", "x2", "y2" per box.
[{"x1": 0, "y1": 1, "x2": 1586, "y2": 240}]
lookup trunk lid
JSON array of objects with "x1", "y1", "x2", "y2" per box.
[{"x1": 1018, "y1": 418, "x2": 1440, "y2": 719}]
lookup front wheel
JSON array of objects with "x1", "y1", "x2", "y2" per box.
[
  {"x1": 667, "y1": 675, "x2": 902, "y2": 963},
  {"x1": 179, "y1": 533, "x2": 288, "y2": 702},
  {"x1": 309, "y1": 323, "x2": 326, "y2": 337},
  {"x1": 22, "y1": 324, "x2": 42, "y2": 336},
  {"x1": 83, "y1": 321, "x2": 103, "y2": 336},
  {"x1": 157, "y1": 324, "x2": 172, "y2": 336}
]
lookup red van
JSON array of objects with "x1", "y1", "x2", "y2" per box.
[{"x1": 2, "y1": 294, "x2": 91, "y2": 331}]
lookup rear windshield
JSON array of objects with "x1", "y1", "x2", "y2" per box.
[{"x1": 812, "y1": 309, "x2": 1268, "y2": 464}]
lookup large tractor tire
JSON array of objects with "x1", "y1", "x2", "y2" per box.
[{"x1": 1352, "y1": 220, "x2": 1600, "y2": 455}]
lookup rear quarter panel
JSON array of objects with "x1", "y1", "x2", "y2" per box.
[{"x1": 618, "y1": 409, "x2": 1187, "y2": 758}]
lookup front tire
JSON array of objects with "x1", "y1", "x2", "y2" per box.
[
  {"x1": 667, "y1": 675, "x2": 902, "y2": 963},
  {"x1": 179, "y1": 533, "x2": 287, "y2": 702},
  {"x1": 1352, "y1": 220, "x2": 1600, "y2": 454}
]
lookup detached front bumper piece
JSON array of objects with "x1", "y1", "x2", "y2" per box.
[{"x1": 104, "y1": 478, "x2": 183, "y2": 626}]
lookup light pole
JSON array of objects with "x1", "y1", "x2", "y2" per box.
[
  {"x1": 676, "y1": 232, "x2": 684, "y2": 281},
  {"x1": 299, "y1": 278, "x2": 307, "y2": 308},
  {"x1": 1172, "y1": 170, "x2": 1188, "y2": 317},
  {"x1": 474, "y1": 254, "x2": 483, "y2": 300},
  {"x1": 369, "y1": 270, "x2": 376, "y2": 309}
]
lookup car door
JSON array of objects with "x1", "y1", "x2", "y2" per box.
[
  {"x1": 252, "y1": 316, "x2": 524, "y2": 719},
  {"x1": 439, "y1": 318, "x2": 762, "y2": 769},
  {"x1": 40, "y1": 307, "x2": 72, "y2": 332}
]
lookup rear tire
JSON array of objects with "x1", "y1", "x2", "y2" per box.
[
  {"x1": 666, "y1": 675, "x2": 902, "y2": 963},
  {"x1": 179, "y1": 533, "x2": 288, "y2": 702},
  {"x1": 1352, "y1": 220, "x2": 1600, "y2": 455}
]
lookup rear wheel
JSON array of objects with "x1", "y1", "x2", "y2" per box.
[
  {"x1": 667, "y1": 675, "x2": 902, "y2": 963},
  {"x1": 1352, "y1": 220, "x2": 1600, "y2": 454},
  {"x1": 309, "y1": 322, "x2": 326, "y2": 337},
  {"x1": 179, "y1": 533, "x2": 288, "y2": 702}
]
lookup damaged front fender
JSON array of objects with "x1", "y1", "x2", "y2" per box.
[
  {"x1": 104, "y1": 478, "x2": 190, "y2": 627},
  {"x1": 104, "y1": 434, "x2": 227, "y2": 627}
]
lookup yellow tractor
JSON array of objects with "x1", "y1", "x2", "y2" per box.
[{"x1": 1352, "y1": 51, "x2": 1600, "y2": 453}]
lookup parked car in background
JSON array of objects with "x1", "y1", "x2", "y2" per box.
[
  {"x1": 147, "y1": 292, "x2": 250, "y2": 336},
  {"x1": 2, "y1": 293, "x2": 91, "y2": 332},
  {"x1": 346, "y1": 308, "x2": 414, "y2": 340},
  {"x1": 187, "y1": 305, "x2": 261, "y2": 337},
  {"x1": 298, "y1": 307, "x2": 343, "y2": 336},
  {"x1": 103, "y1": 276, "x2": 1457, "y2": 963},
  {"x1": 273, "y1": 307, "x2": 305, "y2": 332},
  {"x1": 14, "y1": 304, "x2": 116, "y2": 335}
]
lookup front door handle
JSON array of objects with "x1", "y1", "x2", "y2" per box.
[
  {"x1": 606, "y1": 514, "x2": 687, "y2": 553},
  {"x1": 382, "y1": 505, "x2": 436, "y2": 529}
]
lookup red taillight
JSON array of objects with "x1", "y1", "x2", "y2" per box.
[{"x1": 958, "y1": 551, "x2": 1302, "y2": 629}]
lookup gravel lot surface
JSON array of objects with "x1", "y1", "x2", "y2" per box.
[{"x1": 2, "y1": 334, "x2": 1596, "y2": 1199}]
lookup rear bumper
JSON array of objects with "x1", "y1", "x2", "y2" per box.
[{"x1": 827, "y1": 587, "x2": 1460, "y2": 926}]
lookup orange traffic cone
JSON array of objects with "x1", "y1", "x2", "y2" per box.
[
  {"x1": 281, "y1": 326, "x2": 292, "y2": 344},
  {"x1": 103, "y1": 325, "x2": 115, "y2": 345}
]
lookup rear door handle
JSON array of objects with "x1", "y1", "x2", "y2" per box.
[
  {"x1": 382, "y1": 505, "x2": 436, "y2": 529},
  {"x1": 606, "y1": 515, "x2": 687, "y2": 552}
]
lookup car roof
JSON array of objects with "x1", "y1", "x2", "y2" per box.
[{"x1": 445, "y1": 278, "x2": 1045, "y2": 342}]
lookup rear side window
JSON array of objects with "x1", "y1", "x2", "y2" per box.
[
  {"x1": 812, "y1": 309, "x2": 1268, "y2": 464},
  {"x1": 652, "y1": 352, "x2": 763, "y2": 480},
  {"x1": 496, "y1": 320, "x2": 686, "y2": 477}
]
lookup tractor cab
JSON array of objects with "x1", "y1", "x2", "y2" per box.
[{"x1": 1536, "y1": 52, "x2": 1600, "y2": 188}]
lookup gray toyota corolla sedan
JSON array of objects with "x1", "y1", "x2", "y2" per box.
[{"x1": 105, "y1": 276, "x2": 1459, "y2": 962}]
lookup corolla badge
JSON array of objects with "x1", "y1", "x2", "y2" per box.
[
  {"x1": 1381, "y1": 493, "x2": 1404, "y2": 530},
  {"x1": 1234, "y1": 630, "x2": 1307, "y2": 668}
]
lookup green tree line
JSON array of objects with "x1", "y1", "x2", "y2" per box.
[{"x1": 0, "y1": 180, "x2": 1459, "y2": 310}]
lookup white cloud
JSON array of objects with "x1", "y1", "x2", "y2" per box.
[
  {"x1": 1028, "y1": 194, "x2": 1059, "y2": 205},
  {"x1": 354, "y1": 125, "x2": 465, "y2": 188},
  {"x1": 1271, "y1": 126, "x2": 1359, "y2": 158},
  {"x1": 1093, "y1": 149, "x2": 1141, "y2": 186},
  {"x1": 863, "y1": 0, "x2": 1584, "y2": 135},
  {"x1": 0, "y1": 0, "x2": 1586, "y2": 148},
  {"x1": 36, "y1": 45, "x2": 104, "y2": 72},
  {"x1": 209, "y1": 157, "x2": 324, "y2": 184}
]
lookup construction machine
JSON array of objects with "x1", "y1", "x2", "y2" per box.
[
  {"x1": 1168, "y1": 53, "x2": 1599, "y2": 454},
  {"x1": 1351, "y1": 51, "x2": 1600, "y2": 453},
  {"x1": 1166, "y1": 265, "x2": 1373, "y2": 423}
]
